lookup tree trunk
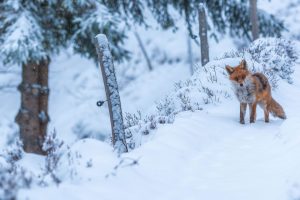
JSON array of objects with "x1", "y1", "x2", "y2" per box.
[
  {"x1": 134, "y1": 31, "x2": 153, "y2": 71},
  {"x1": 198, "y1": 3, "x2": 209, "y2": 66},
  {"x1": 94, "y1": 34, "x2": 128, "y2": 153},
  {"x1": 16, "y1": 59, "x2": 50, "y2": 155},
  {"x1": 38, "y1": 59, "x2": 50, "y2": 147},
  {"x1": 249, "y1": 0, "x2": 259, "y2": 40},
  {"x1": 187, "y1": 34, "x2": 194, "y2": 75}
]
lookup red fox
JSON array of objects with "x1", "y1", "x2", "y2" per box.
[{"x1": 225, "y1": 59, "x2": 286, "y2": 124}]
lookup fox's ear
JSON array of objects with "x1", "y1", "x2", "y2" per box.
[
  {"x1": 225, "y1": 65, "x2": 234, "y2": 75},
  {"x1": 240, "y1": 59, "x2": 248, "y2": 70}
]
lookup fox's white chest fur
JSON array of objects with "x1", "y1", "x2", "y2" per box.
[{"x1": 231, "y1": 76, "x2": 256, "y2": 103}]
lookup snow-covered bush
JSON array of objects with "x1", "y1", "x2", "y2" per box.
[
  {"x1": 222, "y1": 38, "x2": 298, "y2": 88},
  {"x1": 1, "y1": 139, "x2": 23, "y2": 163},
  {"x1": 0, "y1": 159, "x2": 33, "y2": 200},
  {"x1": 42, "y1": 130, "x2": 64, "y2": 184},
  {"x1": 53, "y1": 139, "x2": 116, "y2": 182},
  {"x1": 0, "y1": 138, "x2": 32, "y2": 200},
  {"x1": 125, "y1": 59, "x2": 234, "y2": 150},
  {"x1": 248, "y1": 38, "x2": 297, "y2": 84}
]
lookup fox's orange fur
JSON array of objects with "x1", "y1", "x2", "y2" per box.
[{"x1": 225, "y1": 59, "x2": 286, "y2": 124}]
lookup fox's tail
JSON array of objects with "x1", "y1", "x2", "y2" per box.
[{"x1": 269, "y1": 98, "x2": 286, "y2": 119}]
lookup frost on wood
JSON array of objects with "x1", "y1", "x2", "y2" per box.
[{"x1": 94, "y1": 34, "x2": 128, "y2": 153}]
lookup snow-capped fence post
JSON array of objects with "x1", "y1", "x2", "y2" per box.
[
  {"x1": 94, "y1": 34, "x2": 128, "y2": 153},
  {"x1": 198, "y1": 2, "x2": 209, "y2": 66},
  {"x1": 249, "y1": 0, "x2": 259, "y2": 40}
]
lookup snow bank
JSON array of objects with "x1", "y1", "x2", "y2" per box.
[
  {"x1": 54, "y1": 139, "x2": 117, "y2": 182},
  {"x1": 125, "y1": 38, "x2": 298, "y2": 150},
  {"x1": 125, "y1": 57, "x2": 241, "y2": 149}
]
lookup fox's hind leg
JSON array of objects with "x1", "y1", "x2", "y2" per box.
[
  {"x1": 240, "y1": 103, "x2": 247, "y2": 124},
  {"x1": 249, "y1": 102, "x2": 257, "y2": 123},
  {"x1": 264, "y1": 108, "x2": 270, "y2": 123},
  {"x1": 259, "y1": 102, "x2": 269, "y2": 123}
]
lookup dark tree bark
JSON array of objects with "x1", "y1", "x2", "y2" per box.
[
  {"x1": 94, "y1": 34, "x2": 128, "y2": 153},
  {"x1": 250, "y1": 0, "x2": 259, "y2": 40},
  {"x1": 16, "y1": 59, "x2": 50, "y2": 155},
  {"x1": 198, "y1": 3, "x2": 209, "y2": 66},
  {"x1": 38, "y1": 59, "x2": 50, "y2": 147}
]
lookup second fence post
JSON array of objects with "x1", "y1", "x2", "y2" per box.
[{"x1": 198, "y1": 3, "x2": 209, "y2": 66}]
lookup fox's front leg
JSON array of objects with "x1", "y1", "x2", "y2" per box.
[
  {"x1": 249, "y1": 102, "x2": 257, "y2": 123},
  {"x1": 240, "y1": 103, "x2": 247, "y2": 124}
]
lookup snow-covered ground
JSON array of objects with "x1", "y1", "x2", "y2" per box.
[{"x1": 17, "y1": 52, "x2": 300, "y2": 200}]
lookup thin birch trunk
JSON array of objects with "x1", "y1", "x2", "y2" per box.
[{"x1": 134, "y1": 31, "x2": 153, "y2": 71}]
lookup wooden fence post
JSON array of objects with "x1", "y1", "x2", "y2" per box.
[
  {"x1": 94, "y1": 34, "x2": 128, "y2": 153},
  {"x1": 187, "y1": 34, "x2": 194, "y2": 75},
  {"x1": 249, "y1": 0, "x2": 259, "y2": 40},
  {"x1": 198, "y1": 3, "x2": 209, "y2": 66}
]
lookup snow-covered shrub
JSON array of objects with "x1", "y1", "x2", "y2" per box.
[
  {"x1": 0, "y1": 138, "x2": 31, "y2": 199},
  {"x1": 105, "y1": 157, "x2": 139, "y2": 178},
  {"x1": 247, "y1": 38, "x2": 297, "y2": 84},
  {"x1": 124, "y1": 111, "x2": 142, "y2": 129},
  {"x1": 53, "y1": 139, "x2": 115, "y2": 182},
  {"x1": 222, "y1": 38, "x2": 298, "y2": 88},
  {"x1": 42, "y1": 130, "x2": 64, "y2": 184},
  {"x1": 1, "y1": 139, "x2": 23, "y2": 163},
  {"x1": 156, "y1": 96, "x2": 176, "y2": 117},
  {"x1": 125, "y1": 59, "x2": 233, "y2": 150},
  {"x1": 0, "y1": 161, "x2": 33, "y2": 200}
]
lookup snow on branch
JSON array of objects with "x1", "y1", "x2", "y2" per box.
[{"x1": 0, "y1": 10, "x2": 46, "y2": 65}]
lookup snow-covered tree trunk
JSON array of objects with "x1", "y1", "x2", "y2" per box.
[
  {"x1": 198, "y1": 3, "x2": 209, "y2": 66},
  {"x1": 94, "y1": 34, "x2": 128, "y2": 153},
  {"x1": 134, "y1": 31, "x2": 153, "y2": 71},
  {"x1": 250, "y1": 0, "x2": 259, "y2": 40},
  {"x1": 15, "y1": 60, "x2": 50, "y2": 155}
]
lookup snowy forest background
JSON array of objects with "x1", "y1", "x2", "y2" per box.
[{"x1": 0, "y1": 0, "x2": 300, "y2": 199}]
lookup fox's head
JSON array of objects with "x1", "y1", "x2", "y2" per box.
[{"x1": 225, "y1": 59, "x2": 250, "y2": 87}]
